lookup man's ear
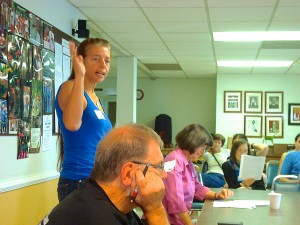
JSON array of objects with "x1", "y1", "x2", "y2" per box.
[{"x1": 121, "y1": 162, "x2": 134, "y2": 186}]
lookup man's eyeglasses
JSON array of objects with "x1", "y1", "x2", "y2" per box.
[{"x1": 132, "y1": 161, "x2": 164, "y2": 173}]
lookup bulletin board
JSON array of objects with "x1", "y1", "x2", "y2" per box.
[{"x1": 0, "y1": 0, "x2": 78, "y2": 192}]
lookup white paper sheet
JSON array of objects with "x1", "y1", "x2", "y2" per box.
[
  {"x1": 239, "y1": 155, "x2": 265, "y2": 180},
  {"x1": 164, "y1": 160, "x2": 176, "y2": 172},
  {"x1": 213, "y1": 200, "x2": 270, "y2": 209}
]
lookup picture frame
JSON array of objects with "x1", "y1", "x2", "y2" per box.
[
  {"x1": 265, "y1": 92, "x2": 283, "y2": 114},
  {"x1": 244, "y1": 115, "x2": 262, "y2": 138},
  {"x1": 288, "y1": 103, "x2": 300, "y2": 125},
  {"x1": 224, "y1": 91, "x2": 242, "y2": 113},
  {"x1": 244, "y1": 91, "x2": 262, "y2": 113},
  {"x1": 265, "y1": 116, "x2": 284, "y2": 138}
]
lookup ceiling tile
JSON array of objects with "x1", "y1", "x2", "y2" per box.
[
  {"x1": 107, "y1": 32, "x2": 161, "y2": 42},
  {"x1": 218, "y1": 67, "x2": 252, "y2": 74},
  {"x1": 93, "y1": 21, "x2": 154, "y2": 32},
  {"x1": 153, "y1": 21, "x2": 209, "y2": 33},
  {"x1": 269, "y1": 22, "x2": 300, "y2": 31},
  {"x1": 137, "y1": 0, "x2": 204, "y2": 7},
  {"x1": 139, "y1": 55, "x2": 177, "y2": 64},
  {"x1": 160, "y1": 33, "x2": 211, "y2": 42},
  {"x1": 273, "y1": 7, "x2": 300, "y2": 21},
  {"x1": 251, "y1": 67, "x2": 289, "y2": 73},
  {"x1": 211, "y1": 22, "x2": 269, "y2": 32},
  {"x1": 208, "y1": 0, "x2": 277, "y2": 7},
  {"x1": 81, "y1": 8, "x2": 146, "y2": 21},
  {"x1": 209, "y1": 7, "x2": 273, "y2": 21},
  {"x1": 68, "y1": 0, "x2": 137, "y2": 7},
  {"x1": 118, "y1": 41, "x2": 167, "y2": 50},
  {"x1": 70, "y1": 0, "x2": 300, "y2": 79},
  {"x1": 143, "y1": 8, "x2": 207, "y2": 22},
  {"x1": 152, "y1": 70, "x2": 186, "y2": 78}
]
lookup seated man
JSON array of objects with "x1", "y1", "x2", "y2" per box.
[
  {"x1": 38, "y1": 124, "x2": 170, "y2": 225},
  {"x1": 279, "y1": 133, "x2": 300, "y2": 183}
]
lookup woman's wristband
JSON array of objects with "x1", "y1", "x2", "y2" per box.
[{"x1": 214, "y1": 192, "x2": 218, "y2": 200}]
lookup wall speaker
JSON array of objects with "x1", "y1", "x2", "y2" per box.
[
  {"x1": 78, "y1": 20, "x2": 87, "y2": 30},
  {"x1": 72, "y1": 19, "x2": 90, "y2": 38}
]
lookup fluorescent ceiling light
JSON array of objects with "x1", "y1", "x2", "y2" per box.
[
  {"x1": 217, "y1": 61, "x2": 293, "y2": 67},
  {"x1": 213, "y1": 32, "x2": 300, "y2": 42}
]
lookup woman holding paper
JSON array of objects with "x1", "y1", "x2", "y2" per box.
[{"x1": 222, "y1": 138, "x2": 265, "y2": 190}]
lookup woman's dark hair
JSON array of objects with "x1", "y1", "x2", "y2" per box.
[
  {"x1": 57, "y1": 38, "x2": 111, "y2": 170},
  {"x1": 175, "y1": 124, "x2": 213, "y2": 154},
  {"x1": 213, "y1": 133, "x2": 225, "y2": 147},
  {"x1": 68, "y1": 38, "x2": 111, "y2": 80},
  {"x1": 295, "y1": 133, "x2": 300, "y2": 141},
  {"x1": 232, "y1": 133, "x2": 248, "y2": 143},
  {"x1": 229, "y1": 138, "x2": 248, "y2": 162}
]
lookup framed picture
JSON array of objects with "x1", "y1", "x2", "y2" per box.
[
  {"x1": 265, "y1": 92, "x2": 283, "y2": 114},
  {"x1": 244, "y1": 115, "x2": 262, "y2": 138},
  {"x1": 288, "y1": 103, "x2": 300, "y2": 125},
  {"x1": 224, "y1": 91, "x2": 242, "y2": 113},
  {"x1": 244, "y1": 91, "x2": 262, "y2": 113},
  {"x1": 265, "y1": 116, "x2": 284, "y2": 138}
]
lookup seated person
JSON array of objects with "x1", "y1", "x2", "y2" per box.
[
  {"x1": 38, "y1": 124, "x2": 170, "y2": 225},
  {"x1": 222, "y1": 138, "x2": 265, "y2": 190},
  {"x1": 279, "y1": 133, "x2": 300, "y2": 183},
  {"x1": 201, "y1": 133, "x2": 230, "y2": 188},
  {"x1": 162, "y1": 124, "x2": 234, "y2": 225},
  {"x1": 232, "y1": 133, "x2": 269, "y2": 156}
]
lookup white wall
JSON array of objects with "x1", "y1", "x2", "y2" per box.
[
  {"x1": 98, "y1": 77, "x2": 217, "y2": 145},
  {"x1": 15, "y1": 0, "x2": 85, "y2": 38},
  {"x1": 216, "y1": 73, "x2": 300, "y2": 146}
]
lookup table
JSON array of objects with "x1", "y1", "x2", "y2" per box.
[{"x1": 197, "y1": 188, "x2": 300, "y2": 225}]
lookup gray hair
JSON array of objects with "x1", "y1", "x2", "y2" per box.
[{"x1": 90, "y1": 123, "x2": 163, "y2": 182}]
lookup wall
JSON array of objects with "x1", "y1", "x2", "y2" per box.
[
  {"x1": 98, "y1": 77, "x2": 217, "y2": 144},
  {"x1": 216, "y1": 73, "x2": 300, "y2": 146},
  {"x1": 0, "y1": 179, "x2": 58, "y2": 225}
]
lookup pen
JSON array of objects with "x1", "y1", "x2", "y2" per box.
[{"x1": 130, "y1": 162, "x2": 150, "y2": 202}]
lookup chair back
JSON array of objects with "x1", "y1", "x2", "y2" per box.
[
  {"x1": 202, "y1": 161, "x2": 208, "y2": 173},
  {"x1": 274, "y1": 182, "x2": 300, "y2": 192},
  {"x1": 266, "y1": 160, "x2": 279, "y2": 189}
]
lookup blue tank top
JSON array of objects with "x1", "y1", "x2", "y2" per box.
[{"x1": 55, "y1": 87, "x2": 112, "y2": 180}]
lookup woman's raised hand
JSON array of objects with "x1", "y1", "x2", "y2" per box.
[{"x1": 69, "y1": 41, "x2": 85, "y2": 79}]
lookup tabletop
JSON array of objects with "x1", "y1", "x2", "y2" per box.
[{"x1": 197, "y1": 188, "x2": 300, "y2": 225}]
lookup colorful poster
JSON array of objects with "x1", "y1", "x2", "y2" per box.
[{"x1": 29, "y1": 13, "x2": 43, "y2": 46}]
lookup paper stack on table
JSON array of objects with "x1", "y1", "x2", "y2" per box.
[{"x1": 213, "y1": 200, "x2": 270, "y2": 209}]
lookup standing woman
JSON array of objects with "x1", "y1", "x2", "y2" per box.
[{"x1": 55, "y1": 38, "x2": 112, "y2": 202}]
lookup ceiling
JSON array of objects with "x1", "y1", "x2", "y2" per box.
[{"x1": 67, "y1": 0, "x2": 300, "y2": 79}]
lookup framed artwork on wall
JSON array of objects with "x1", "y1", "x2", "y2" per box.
[
  {"x1": 224, "y1": 91, "x2": 242, "y2": 113},
  {"x1": 244, "y1": 115, "x2": 262, "y2": 138},
  {"x1": 265, "y1": 116, "x2": 284, "y2": 138},
  {"x1": 244, "y1": 91, "x2": 262, "y2": 113},
  {"x1": 288, "y1": 103, "x2": 300, "y2": 125},
  {"x1": 265, "y1": 92, "x2": 283, "y2": 114}
]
